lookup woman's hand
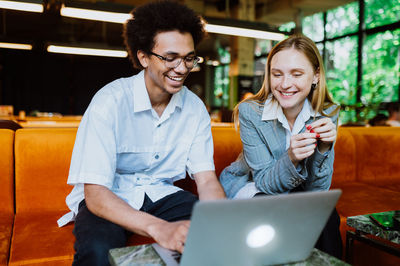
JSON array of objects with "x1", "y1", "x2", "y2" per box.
[
  {"x1": 306, "y1": 117, "x2": 337, "y2": 154},
  {"x1": 288, "y1": 132, "x2": 318, "y2": 166}
]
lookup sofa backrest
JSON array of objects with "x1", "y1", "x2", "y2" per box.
[
  {"x1": 14, "y1": 128, "x2": 77, "y2": 213},
  {"x1": 347, "y1": 126, "x2": 400, "y2": 184},
  {"x1": 332, "y1": 127, "x2": 357, "y2": 185},
  {"x1": 0, "y1": 129, "x2": 15, "y2": 214},
  {"x1": 212, "y1": 126, "x2": 242, "y2": 176},
  {"x1": 13, "y1": 126, "x2": 243, "y2": 213}
]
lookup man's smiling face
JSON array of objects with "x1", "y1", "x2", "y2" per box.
[{"x1": 142, "y1": 30, "x2": 195, "y2": 96}]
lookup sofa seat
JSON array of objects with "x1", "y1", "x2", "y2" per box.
[
  {"x1": 334, "y1": 182, "x2": 400, "y2": 217},
  {"x1": 0, "y1": 214, "x2": 13, "y2": 266},
  {"x1": 9, "y1": 212, "x2": 74, "y2": 266},
  {"x1": 334, "y1": 181, "x2": 400, "y2": 266},
  {"x1": 375, "y1": 183, "x2": 400, "y2": 192}
]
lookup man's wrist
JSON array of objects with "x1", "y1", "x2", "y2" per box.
[{"x1": 146, "y1": 219, "x2": 168, "y2": 239}]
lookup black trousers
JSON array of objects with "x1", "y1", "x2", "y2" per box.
[
  {"x1": 72, "y1": 190, "x2": 198, "y2": 266},
  {"x1": 314, "y1": 208, "x2": 343, "y2": 259}
]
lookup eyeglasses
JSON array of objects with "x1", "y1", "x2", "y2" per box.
[{"x1": 149, "y1": 51, "x2": 200, "y2": 69}]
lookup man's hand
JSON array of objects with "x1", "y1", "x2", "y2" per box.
[
  {"x1": 288, "y1": 132, "x2": 318, "y2": 166},
  {"x1": 147, "y1": 220, "x2": 190, "y2": 253}
]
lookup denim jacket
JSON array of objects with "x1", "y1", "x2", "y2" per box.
[{"x1": 220, "y1": 100, "x2": 339, "y2": 198}]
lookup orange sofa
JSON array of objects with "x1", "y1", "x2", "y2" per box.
[
  {"x1": 333, "y1": 127, "x2": 400, "y2": 216},
  {"x1": 2, "y1": 126, "x2": 400, "y2": 265},
  {"x1": 5, "y1": 126, "x2": 241, "y2": 265},
  {"x1": 332, "y1": 127, "x2": 400, "y2": 265}
]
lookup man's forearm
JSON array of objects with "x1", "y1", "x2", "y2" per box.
[
  {"x1": 194, "y1": 171, "x2": 226, "y2": 200},
  {"x1": 84, "y1": 183, "x2": 194, "y2": 253},
  {"x1": 84, "y1": 184, "x2": 166, "y2": 237}
]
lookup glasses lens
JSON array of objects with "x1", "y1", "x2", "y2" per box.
[
  {"x1": 164, "y1": 56, "x2": 199, "y2": 69},
  {"x1": 182, "y1": 56, "x2": 198, "y2": 69},
  {"x1": 164, "y1": 58, "x2": 180, "y2": 68},
  {"x1": 191, "y1": 57, "x2": 199, "y2": 68}
]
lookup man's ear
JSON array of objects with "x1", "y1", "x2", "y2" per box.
[{"x1": 137, "y1": 50, "x2": 149, "y2": 68}]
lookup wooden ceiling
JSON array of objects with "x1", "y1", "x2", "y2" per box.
[
  {"x1": 0, "y1": 0, "x2": 356, "y2": 57},
  {"x1": 111, "y1": 0, "x2": 355, "y2": 26}
]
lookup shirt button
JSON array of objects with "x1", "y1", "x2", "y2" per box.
[
  {"x1": 157, "y1": 124, "x2": 161, "y2": 128},
  {"x1": 155, "y1": 154, "x2": 159, "y2": 159}
]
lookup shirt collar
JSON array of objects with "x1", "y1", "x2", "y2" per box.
[
  {"x1": 133, "y1": 70, "x2": 152, "y2": 113},
  {"x1": 261, "y1": 95, "x2": 320, "y2": 132},
  {"x1": 261, "y1": 96, "x2": 319, "y2": 120},
  {"x1": 132, "y1": 70, "x2": 185, "y2": 113}
]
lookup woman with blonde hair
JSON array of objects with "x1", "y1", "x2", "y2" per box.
[{"x1": 219, "y1": 34, "x2": 342, "y2": 257}]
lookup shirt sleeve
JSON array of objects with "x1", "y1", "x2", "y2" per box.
[
  {"x1": 67, "y1": 91, "x2": 117, "y2": 189},
  {"x1": 186, "y1": 104, "x2": 215, "y2": 176}
]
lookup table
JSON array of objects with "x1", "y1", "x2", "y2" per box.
[
  {"x1": 109, "y1": 244, "x2": 349, "y2": 266},
  {"x1": 346, "y1": 210, "x2": 400, "y2": 263}
]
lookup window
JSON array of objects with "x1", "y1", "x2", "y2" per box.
[
  {"x1": 326, "y1": 36, "x2": 358, "y2": 106},
  {"x1": 362, "y1": 29, "x2": 400, "y2": 106},
  {"x1": 302, "y1": 1, "x2": 400, "y2": 124},
  {"x1": 365, "y1": 0, "x2": 400, "y2": 29},
  {"x1": 326, "y1": 2, "x2": 359, "y2": 39},
  {"x1": 212, "y1": 47, "x2": 230, "y2": 108},
  {"x1": 279, "y1": 21, "x2": 296, "y2": 33},
  {"x1": 213, "y1": 65, "x2": 230, "y2": 107},
  {"x1": 303, "y1": 13, "x2": 324, "y2": 42}
]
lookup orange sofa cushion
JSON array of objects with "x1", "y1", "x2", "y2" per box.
[
  {"x1": 0, "y1": 129, "x2": 14, "y2": 214},
  {"x1": 9, "y1": 212, "x2": 74, "y2": 266},
  {"x1": 212, "y1": 126, "x2": 242, "y2": 176},
  {"x1": 14, "y1": 128, "x2": 77, "y2": 213},
  {"x1": 347, "y1": 127, "x2": 400, "y2": 184},
  {"x1": 10, "y1": 128, "x2": 78, "y2": 265},
  {"x1": 0, "y1": 129, "x2": 15, "y2": 266},
  {"x1": 332, "y1": 127, "x2": 357, "y2": 185}
]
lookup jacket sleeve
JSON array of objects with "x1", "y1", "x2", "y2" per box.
[
  {"x1": 303, "y1": 110, "x2": 339, "y2": 191},
  {"x1": 219, "y1": 153, "x2": 251, "y2": 198},
  {"x1": 239, "y1": 102, "x2": 308, "y2": 194}
]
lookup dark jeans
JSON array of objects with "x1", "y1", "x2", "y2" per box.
[{"x1": 72, "y1": 190, "x2": 198, "y2": 266}]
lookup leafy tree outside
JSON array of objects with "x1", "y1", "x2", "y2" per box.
[
  {"x1": 301, "y1": 0, "x2": 399, "y2": 124},
  {"x1": 365, "y1": 0, "x2": 400, "y2": 29}
]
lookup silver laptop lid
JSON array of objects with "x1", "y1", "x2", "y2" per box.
[{"x1": 180, "y1": 189, "x2": 341, "y2": 266}]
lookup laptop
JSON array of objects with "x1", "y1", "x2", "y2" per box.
[{"x1": 153, "y1": 189, "x2": 342, "y2": 266}]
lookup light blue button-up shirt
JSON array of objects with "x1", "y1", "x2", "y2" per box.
[{"x1": 58, "y1": 71, "x2": 214, "y2": 226}]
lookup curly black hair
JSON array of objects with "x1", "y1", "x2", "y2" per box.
[{"x1": 123, "y1": 1, "x2": 206, "y2": 70}]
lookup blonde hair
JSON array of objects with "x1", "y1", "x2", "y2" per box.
[{"x1": 233, "y1": 34, "x2": 339, "y2": 128}]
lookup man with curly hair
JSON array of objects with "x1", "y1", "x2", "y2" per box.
[{"x1": 58, "y1": 1, "x2": 225, "y2": 265}]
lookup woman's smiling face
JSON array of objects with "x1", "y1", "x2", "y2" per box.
[{"x1": 269, "y1": 48, "x2": 319, "y2": 117}]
